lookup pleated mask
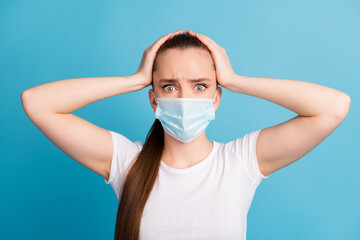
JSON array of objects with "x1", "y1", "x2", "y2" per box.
[{"x1": 154, "y1": 91, "x2": 217, "y2": 143}]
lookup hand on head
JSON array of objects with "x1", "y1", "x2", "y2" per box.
[
  {"x1": 133, "y1": 30, "x2": 185, "y2": 88},
  {"x1": 185, "y1": 30, "x2": 237, "y2": 88}
]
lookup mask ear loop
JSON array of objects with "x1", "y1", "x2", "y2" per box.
[
  {"x1": 212, "y1": 90, "x2": 218, "y2": 103},
  {"x1": 154, "y1": 92, "x2": 159, "y2": 104}
]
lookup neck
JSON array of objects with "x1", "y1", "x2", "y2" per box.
[{"x1": 161, "y1": 131, "x2": 214, "y2": 169}]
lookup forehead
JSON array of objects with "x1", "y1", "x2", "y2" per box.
[{"x1": 153, "y1": 48, "x2": 215, "y2": 82}]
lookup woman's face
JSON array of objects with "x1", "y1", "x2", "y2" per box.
[{"x1": 149, "y1": 48, "x2": 222, "y2": 112}]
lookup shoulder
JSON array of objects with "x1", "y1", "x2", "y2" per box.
[
  {"x1": 222, "y1": 129, "x2": 261, "y2": 153},
  {"x1": 107, "y1": 130, "x2": 143, "y2": 172},
  {"x1": 217, "y1": 129, "x2": 268, "y2": 182},
  {"x1": 105, "y1": 130, "x2": 143, "y2": 187}
]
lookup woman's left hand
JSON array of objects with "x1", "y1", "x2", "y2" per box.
[{"x1": 186, "y1": 30, "x2": 238, "y2": 89}]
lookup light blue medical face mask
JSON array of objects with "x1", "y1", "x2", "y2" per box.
[{"x1": 154, "y1": 90, "x2": 218, "y2": 143}]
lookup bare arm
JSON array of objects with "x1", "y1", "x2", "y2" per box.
[
  {"x1": 227, "y1": 75, "x2": 351, "y2": 177},
  {"x1": 21, "y1": 75, "x2": 145, "y2": 114},
  {"x1": 21, "y1": 74, "x2": 147, "y2": 181}
]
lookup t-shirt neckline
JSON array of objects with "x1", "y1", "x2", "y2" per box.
[{"x1": 160, "y1": 141, "x2": 218, "y2": 174}]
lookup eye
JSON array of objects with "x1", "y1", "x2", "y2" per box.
[
  {"x1": 163, "y1": 84, "x2": 176, "y2": 92},
  {"x1": 195, "y1": 84, "x2": 207, "y2": 91}
]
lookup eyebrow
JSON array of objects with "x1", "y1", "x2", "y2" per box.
[{"x1": 159, "y1": 78, "x2": 211, "y2": 83}]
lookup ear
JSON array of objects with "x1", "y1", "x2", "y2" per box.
[
  {"x1": 213, "y1": 87, "x2": 222, "y2": 112},
  {"x1": 149, "y1": 89, "x2": 157, "y2": 112}
]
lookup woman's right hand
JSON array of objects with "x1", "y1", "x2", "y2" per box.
[{"x1": 133, "y1": 29, "x2": 185, "y2": 88}]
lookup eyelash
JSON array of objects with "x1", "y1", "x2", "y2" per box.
[{"x1": 162, "y1": 84, "x2": 208, "y2": 92}]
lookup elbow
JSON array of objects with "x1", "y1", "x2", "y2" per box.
[
  {"x1": 21, "y1": 90, "x2": 38, "y2": 113},
  {"x1": 21, "y1": 89, "x2": 31, "y2": 103},
  {"x1": 334, "y1": 94, "x2": 351, "y2": 120},
  {"x1": 21, "y1": 90, "x2": 31, "y2": 110}
]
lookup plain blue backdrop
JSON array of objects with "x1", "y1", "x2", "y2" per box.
[{"x1": 1, "y1": 0, "x2": 358, "y2": 239}]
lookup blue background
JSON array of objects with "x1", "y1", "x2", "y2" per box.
[{"x1": 1, "y1": 0, "x2": 358, "y2": 239}]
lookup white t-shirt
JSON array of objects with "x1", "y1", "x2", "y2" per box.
[{"x1": 104, "y1": 129, "x2": 269, "y2": 240}]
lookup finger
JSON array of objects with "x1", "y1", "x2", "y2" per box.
[
  {"x1": 170, "y1": 29, "x2": 185, "y2": 38},
  {"x1": 187, "y1": 30, "x2": 222, "y2": 52},
  {"x1": 186, "y1": 29, "x2": 196, "y2": 36},
  {"x1": 174, "y1": 29, "x2": 184, "y2": 34},
  {"x1": 153, "y1": 29, "x2": 183, "y2": 48},
  {"x1": 192, "y1": 32, "x2": 218, "y2": 53},
  {"x1": 154, "y1": 32, "x2": 172, "y2": 46},
  {"x1": 148, "y1": 32, "x2": 173, "y2": 52},
  {"x1": 186, "y1": 30, "x2": 216, "y2": 49},
  {"x1": 196, "y1": 33, "x2": 223, "y2": 51},
  {"x1": 194, "y1": 31, "x2": 219, "y2": 47},
  {"x1": 150, "y1": 29, "x2": 185, "y2": 54}
]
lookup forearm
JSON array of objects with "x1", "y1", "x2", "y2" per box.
[
  {"x1": 21, "y1": 74, "x2": 145, "y2": 114},
  {"x1": 226, "y1": 75, "x2": 351, "y2": 118}
]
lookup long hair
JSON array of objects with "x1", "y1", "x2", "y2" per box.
[{"x1": 114, "y1": 33, "x2": 213, "y2": 240}]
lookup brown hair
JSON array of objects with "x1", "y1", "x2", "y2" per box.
[{"x1": 114, "y1": 33, "x2": 215, "y2": 240}]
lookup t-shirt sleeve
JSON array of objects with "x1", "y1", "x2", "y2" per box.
[
  {"x1": 228, "y1": 129, "x2": 269, "y2": 184},
  {"x1": 104, "y1": 130, "x2": 143, "y2": 200}
]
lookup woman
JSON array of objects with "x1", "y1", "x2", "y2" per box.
[{"x1": 21, "y1": 29, "x2": 351, "y2": 240}]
